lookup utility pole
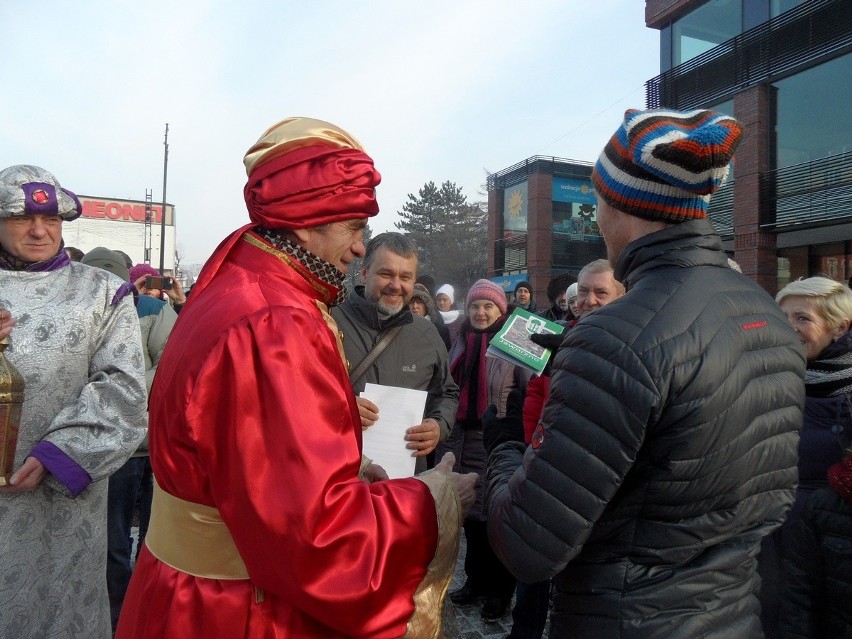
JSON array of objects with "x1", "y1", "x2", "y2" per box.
[{"x1": 158, "y1": 123, "x2": 169, "y2": 273}]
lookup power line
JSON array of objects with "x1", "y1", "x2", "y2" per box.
[{"x1": 534, "y1": 83, "x2": 647, "y2": 155}]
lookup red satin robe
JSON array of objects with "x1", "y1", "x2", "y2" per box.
[{"x1": 117, "y1": 230, "x2": 440, "y2": 638}]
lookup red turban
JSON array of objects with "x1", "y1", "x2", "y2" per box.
[{"x1": 242, "y1": 117, "x2": 381, "y2": 230}]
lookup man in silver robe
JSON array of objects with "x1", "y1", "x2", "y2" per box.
[{"x1": 0, "y1": 165, "x2": 147, "y2": 638}]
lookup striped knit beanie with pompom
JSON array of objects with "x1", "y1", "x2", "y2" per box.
[{"x1": 592, "y1": 108, "x2": 743, "y2": 223}]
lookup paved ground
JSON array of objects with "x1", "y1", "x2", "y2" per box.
[{"x1": 446, "y1": 535, "x2": 550, "y2": 639}]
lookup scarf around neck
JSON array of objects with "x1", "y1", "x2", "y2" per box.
[
  {"x1": 828, "y1": 452, "x2": 852, "y2": 505},
  {"x1": 806, "y1": 330, "x2": 852, "y2": 398},
  {"x1": 258, "y1": 227, "x2": 348, "y2": 306},
  {"x1": 451, "y1": 320, "x2": 502, "y2": 426}
]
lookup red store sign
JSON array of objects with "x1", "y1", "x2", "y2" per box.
[{"x1": 80, "y1": 197, "x2": 174, "y2": 225}]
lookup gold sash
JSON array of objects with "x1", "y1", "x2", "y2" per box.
[{"x1": 146, "y1": 481, "x2": 250, "y2": 580}]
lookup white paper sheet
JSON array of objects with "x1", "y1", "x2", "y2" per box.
[{"x1": 360, "y1": 383, "x2": 428, "y2": 479}]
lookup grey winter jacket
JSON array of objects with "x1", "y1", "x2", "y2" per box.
[
  {"x1": 332, "y1": 288, "x2": 459, "y2": 473},
  {"x1": 486, "y1": 219, "x2": 806, "y2": 638}
]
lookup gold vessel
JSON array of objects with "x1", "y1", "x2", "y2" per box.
[{"x1": 0, "y1": 337, "x2": 24, "y2": 485}]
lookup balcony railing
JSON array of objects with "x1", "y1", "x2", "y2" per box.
[
  {"x1": 761, "y1": 151, "x2": 852, "y2": 230},
  {"x1": 646, "y1": 0, "x2": 852, "y2": 110},
  {"x1": 708, "y1": 151, "x2": 852, "y2": 238},
  {"x1": 707, "y1": 181, "x2": 735, "y2": 238},
  {"x1": 494, "y1": 234, "x2": 528, "y2": 274},
  {"x1": 487, "y1": 156, "x2": 593, "y2": 191},
  {"x1": 493, "y1": 230, "x2": 608, "y2": 275}
]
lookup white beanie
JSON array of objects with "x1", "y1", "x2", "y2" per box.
[
  {"x1": 436, "y1": 284, "x2": 455, "y2": 304},
  {"x1": 565, "y1": 282, "x2": 578, "y2": 301}
]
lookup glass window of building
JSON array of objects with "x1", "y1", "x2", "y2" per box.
[
  {"x1": 709, "y1": 99, "x2": 734, "y2": 117},
  {"x1": 672, "y1": 0, "x2": 742, "y2": 66},
  {"x1": 771, "y1": 0, "x2": 806, "y2": 18},
  {"x1": 774, "y1": 53, "x2": 852, "y2": 168}
]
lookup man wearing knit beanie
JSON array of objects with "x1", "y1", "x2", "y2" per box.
[
  {"x1": 486, "y1": 108, "x2": 806, "y2": 638},
  {"x1": 513, "y1": 280, "x2": 537, "y2": 313},
  {"x1": 118, "y1": 118, "x2": 475, "y2": 639}
]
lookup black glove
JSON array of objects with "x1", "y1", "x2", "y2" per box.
[
  {"x1": 530, "y1": 330, "x2": 567, "y2": 377},
  {"x1": 529, "y1": 331, "x2": 565, "y2": 351},
  {"x1": 481, "y1": 388, "x2": 525, "y2": 455}
]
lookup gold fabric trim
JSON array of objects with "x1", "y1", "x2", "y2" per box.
[
  {"x1": 244, "y1": 117, "x2": 365, "y2": 177},
  {"x1": 146, "y1": 481, "x2": 249, "y2": 580},
  {"x1": 241, "y1": 232, "x2": 338, "y2": 305},
  {"x1": 315, "y1": 299, "x2": 348, "y2": 367},
  {"x1": 405, "y1": 472, "x2": 463, "y2": 638}
]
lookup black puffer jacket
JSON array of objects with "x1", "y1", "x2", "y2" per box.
[
  {"x1": 486, "y1": 220, "x2": 806, "y2": 638},
  {"x1": 777, "y1": 486, "x2": 852, "y2": 638}
]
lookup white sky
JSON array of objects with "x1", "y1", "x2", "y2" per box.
[{"x1": 0, "y1": 1, "x2": 660, "y2": 265}]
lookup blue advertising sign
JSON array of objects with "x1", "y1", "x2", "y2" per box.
[{"x1": 552, "y1": 177, "x2": 596, "y2": 205}]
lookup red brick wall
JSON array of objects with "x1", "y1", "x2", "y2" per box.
[
  {"x1": 733, "y1": 85, "x2": 778, "y2": 295},
  {"x1": 487, "y1": 188, "x2": 503, "y2": 277},
  {"x1": 526, "y1": 173, "x2": 554, "y2": 303}
]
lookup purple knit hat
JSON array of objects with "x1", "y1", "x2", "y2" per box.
[
  {"x1": 129, "y1": 263, "x2": 160, "y2": 283},
  {"x1": 466, "y1": 279, "x2": 507, "y2": 314}
]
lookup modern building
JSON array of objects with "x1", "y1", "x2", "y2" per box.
[
  {"x1": 487, "y1": 0, "x2": 851, "y2": 299},
  {"x1": 646, "y1": 0, "x2": 852, "y2": 293},
  {"x1": 487, "y1": 157, "x2": 605, "y2": 299},
  {"x1": 62, "y1": 194, "x2": 179, "y2": 276}
]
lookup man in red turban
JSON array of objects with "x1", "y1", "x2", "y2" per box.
[{"x1": 117, "y1": 117, "x2": 477, "y2": 639}]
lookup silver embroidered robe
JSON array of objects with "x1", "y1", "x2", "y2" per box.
[{"x1": 0, "y1": 262, "x2": 147, "y2": 638}]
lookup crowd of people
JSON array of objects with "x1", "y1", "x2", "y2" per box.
[{"x1": 0, "y1": 108, "x2": 849, "y2": 639}]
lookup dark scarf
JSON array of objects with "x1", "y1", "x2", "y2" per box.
[
  {"x1": 828, "y1": 451, "x2": 852, "y2": 505},
  {"x1": 451, "y1": 318, "x2": 503, "y2": 427},
  {"x1": 257, "y1": 227, "x2": 348, "y2": 306},
  {"x1": 805, "y1": 330, "x2": 852, "y2": 398},
  {"x1": 0, "y1": 241, "x2": 70, "y2": 272}
]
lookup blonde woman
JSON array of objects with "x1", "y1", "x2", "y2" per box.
[{"x1": 761, "y1": 276, "x2": 852, "y2": 635}]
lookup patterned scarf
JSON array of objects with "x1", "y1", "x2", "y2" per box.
[
  {"x1": 828, "y1": 451, "x2": 852, "y2": 505},
  {"x1": 0, "y1": 242, "x2": 69, "y2": 272},
  {"x1": 451, "y1": 319, "x2": 502, "y2": 427},
  {"x1": 805, "y1": 330, "x2": 852, "y2": 398},
  {"x1": 257, "y1": 227, "x2": 348, "y2": 307}
]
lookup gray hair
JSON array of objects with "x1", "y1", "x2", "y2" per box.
[
  {"x1": 364, "y1": 232, "x2": 418, "y2": 271},
  {"x1": 578, "y1": 259, "x2": 625, "y2": 295}
]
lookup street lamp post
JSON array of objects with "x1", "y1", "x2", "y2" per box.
[{"x1": 158, "y1": 123, "x2": 169, "y2": 273}]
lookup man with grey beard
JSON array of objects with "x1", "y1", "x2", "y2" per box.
[{"x1": 332, "y1": 232, "x2": 459, "y2": 473}]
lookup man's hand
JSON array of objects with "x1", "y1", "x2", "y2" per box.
[
  {"x1": 481, "y1": 389, "x2": 525, "y2": 455},
  {"x1": 0, "y1": 457, "x2": 46, "y2": 493},
  {"x1": 361, "y1": 462, "x2": 389, "y2": 484},
  {"x1": 433, "y1": 452, "x2": 478, "y2": 516},
  {"x1": 405, "y1": 418, "x2": 440, "y2": 457},
  {"x1": 356, "y1": 397, "x2": 380, "y2": 430},
  {"x1": 0, "y1": 308, "x2": 16, "y2": 340}
]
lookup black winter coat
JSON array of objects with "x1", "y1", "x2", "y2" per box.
[
  {"x1": 777, "y1": 487, "x2": 852, "y2": 638},
  {"x1": 486, "y1": 219, "x2": 806, "y2": 638}
]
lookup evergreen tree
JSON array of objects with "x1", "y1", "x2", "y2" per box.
[{"x1": 395, "y1": 181, "x2": 487, "y2": 292}]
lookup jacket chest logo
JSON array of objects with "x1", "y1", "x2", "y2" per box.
[{"x1": 402, "y1": 364, "x2": 417, "y2": 373}]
